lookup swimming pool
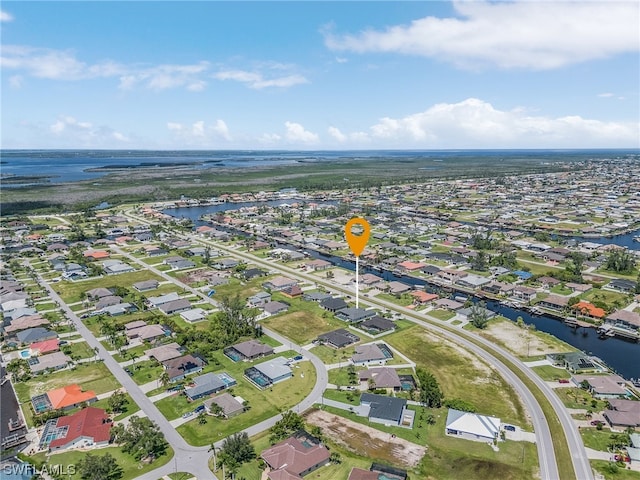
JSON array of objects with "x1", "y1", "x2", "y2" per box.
[
  {"x1": 19, "y1": 350, "x2": 30, "y2": 359},
  {"x1": 218, "y1": 372, "x2": 237, "y2": 387}
]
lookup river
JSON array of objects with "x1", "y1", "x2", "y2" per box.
[{"x1": 163, "y1": 202, "x2": 640, "y2": 379}]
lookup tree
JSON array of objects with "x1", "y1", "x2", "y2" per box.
[
  {"x1": 565, "y1": 252, "x2": 585, "y2": 280},
  {"x1": 415, "y1": 368, "x2": 443, "y2": 408},
  {"x1": 329, "y1": 452, "x2": 342, "y2": 464},
  {"x1": 471, "y1": 251, "x2": 488, "y2": 271},
  {"x1": 605, "y1": 249, "x2": 636, "y2": 273},
  {"x1": 78, "y1": 453, "x2": 123, "y2": 480},
  {"x1": 219, "y1": 432, "x2": 256, "y2": 467},
  {"x1": 469, "y1": 301, "x2": 490, "y2": 329},
  {"x1": 216, "y1": 294, "x2": 260, "y2": 344},
  {"x1": 269, "y1": 411, "x2": 305, "y2": 444},
  {"x1": 198, "y1": 412, "x2": 208, "y2": 425},
  {"x1": 158, "y1": 371, "x2": 170, "y2": 388},
  {"x1": 108, "y1": 390, "x2": 128, "y2": 414},
  {"x1": 112, "y1": 415, "x2": 167, "y2": 461},
  {"x1": 443, "y1": 398, "x2": 476, "y2": 412}
]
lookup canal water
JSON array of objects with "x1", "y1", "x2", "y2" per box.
[{"x1": 164, "y1": 202, "x2": 640, "y2": 379}]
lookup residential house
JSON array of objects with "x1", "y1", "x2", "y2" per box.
[
  {"x1": 396, "y1": 261, "x2": 426, "y2": 273},
  {"x1": 248, "y1": 291, "x2": 272, "y2": 307},
  {"x1": 250, "y1": 356, "x2": 292, "y2": 385},
  {"x1": 305, "y1": 259, "x2": 332, "y2": 271},
  {"x1": 261, "y1": 301, "x2": 289, "y2": 317},
  {"x1": 225, "y1": 339, "x2": 274, "y2": 361},
  {"x1": 360, "y1": 393, "x2": 414, "y2": 428},
  {"x1": 85, "y1": 288, "x2": 114, "y2": 300},
  {"x1": 281, "y1": 285, "x2": 303, "y2": 298},
  {"x1": 410, "y1": 291, "x2": 439, "y2": 306},
  {"x1": 319, "y1": 297, "x2": 348, "y2": 313},
  {"x1": 538, "y1": 295, "x2": 569, "y2": 312},
  {"x1": 546, "y1": 352, "x2": 604, "y2": 373},
  {"x1": 261, "y1": 431, "x2": 330, "y2": 480},
  {"x1": 162, "y1": 354, "x2": 206, "y2": 382},
  {"x1": 358, "y1": 316, "x2": 396, "y2": 334},
  {"x1": 512, "y1": 286, "x2": 537, "y2": 303},
  {"x1": 44, "y1": 384, "x2": 97, "y2": 411},
  {"x1": 16, "y1": 327, "x2": 56, "y2": 345},
  {"x1": 29, "y1": 351, "x2": 70, "y2": 374},
  {"x1": 133, "y1": 280, "x2": 160, "y2": 292},
  {"x1": 605, "y1": 310, "x2": 640, "y2": 331},
  {"x1": 147, "y1": 292, "x2": 181, "y2": 308},
  {"x1": 180, "y1": 308, "x2": 207, "y2": 323},
  {"x1": 603, "y1": 399, "x2": 640, "y2": 429},
  {"x1": 5, "y1": 315, "x2": 50, "y2": 333},
  {"x1": 204, "y1": 392, "x2": 245, "y2": 417},
  {"x1": 572, "y1": 301, "x2": 606, "y2": 321},
  {"x1": 336, "y1": 308, "x2": 376, "y2": 323},
  {"x1": 159, "y1": 298, "x2": 192, "y2": 315},
  {"x1": 125, "y1": 322, "x2": 166, "y2": 342},
  {"x1": 359, "y1": 367, "x2": 402, "y2": 391},
  {"x1": 433, "y1": 298, "x2": 464, "y2": 311},
  {"x1": 384, "y1": 281, "x2": 412, "y2": 295},
  {"x1": 316, "y1": 329, "x2": 360, "y2": 349},
  {"x1": 351, "y1": 344, "x2": 391, "y2": 366},
  {"x1": 184, "y1": 372, "x2": 236, "y2": 401},
  {"x1": 102, "y1": 259, "x2": 135, "y2": 274},
  {"x1": 145, "y1": 342, "x2": 183, "y2": 362},
  {"x1": 606, "y1": 279, "x2": 636, "y2": 293},
  {"x1": 455, "y1": 274, "x2": 491, "y2": 290},
  {"x1": 29, "y1": 338, "x2": 60, "y2": 355},
  {"x1": 43, "y1": 407, "x2": 111, "y2": 452},
  {"x1": 262, "y1": 276, "x2": 298, "y2": 291},
  {"x1": 571, "y1": 374, "x2": 629, "y2": 399},
  {"x1": 445, "y1": 409, "x2": 501, "y2": 443}
]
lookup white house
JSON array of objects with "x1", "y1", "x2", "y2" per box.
[{"x1": 445, "y1": 409, "x2": 501, "y2": 443}]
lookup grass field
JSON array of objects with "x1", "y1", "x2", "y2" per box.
[
  {"x1": 383, "y1": 325, "x2": 529, "y2": 427},
  {"x1": 53, "y1": 271, "x2": 165, "y2": 303},
  {"x1": 28, "y1": 445, "x2": 173, "y2": 480},
  {"x1": 261, "y1": 307, "x2": 347, "y2": 345},
  {"x1": 554, "y1": 388, "x2": 608, "y2": 411},
  {"x1": 580, "y1": 427, "x2": 616, "y2": 451},
  {"x1": 428, "y1": 309, "x2": 456, "y2": 321},
  {"x1": 14, "y1": 362, "x2": 121, "y2": 403},
  {"x1": 531, "y1": 365, "x2": 571, "y2": 381},
  {"x1": 591, "y1": 461, "x2": 640, "y2": 480}
]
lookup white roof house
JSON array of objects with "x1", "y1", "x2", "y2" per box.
[{"x1": 445, "y1": 409, "x2": 501, "y2": 443}]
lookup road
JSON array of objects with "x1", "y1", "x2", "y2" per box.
[{"x1": 135, "y1": 215, "x2": 592, "y2": 480}]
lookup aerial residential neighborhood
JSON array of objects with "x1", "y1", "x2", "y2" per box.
[{"x1": 1, "y1": 155, "x2": 640, "y2": 480}]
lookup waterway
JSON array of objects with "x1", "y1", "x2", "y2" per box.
[{"x1": 163, "y1": 202, "x2": 640, "y2": 379}]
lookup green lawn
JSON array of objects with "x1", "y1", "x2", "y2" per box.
[
  {"x1": 323, "y1": 388, "x2": 360, "y2": 404},
  {"x1": 580, "y1": 289, "x2": 630, "y2": 306},
  {"x1": 28, "y1": 445, "x2": 173, "y2": 480},
  {"x1": 309, "y1": 344, "x2": 358, "y2": 365},
  {"x1": 554, "y1": 388, "x2": 608, "y2": 411},
  {"x1": 129, "y1": 359, "x2": 164, "y2": 385},
  {"x1": 90, "y1": 392, "x2": 141, "y2": 421},
  {"x1": 63, "y1": 341, "x2": 97, "y2": 360},
  {"x1": 176, "y1": 360, "x2": 316, "y2": 445},
  {"x1": 550, "y1": 285, "x2": 573, "y2": 295},
  {"x1": 580, "y1": 427, "x2": 617, "y2": 451},
  {"x1": 428, "y1": 309, "x2": 456, "y2": 321},
  {"x1": 14, "y1": 362, "x2": 121, "y2": 403},
  {"x1": 531, "y1": 365, "x2": 571, "y2": 381},
  {"x1": 374, "y1": 292, "x2": 413, "y2": 307},
  {"x1": 112, "y1": 344, "x2": 152, "y2": 363},
  {"x1": 384, "y1": 325, "x2": 529, "y2": 427},
  {"x1": 53, "y1": 270, "x2": 165, "y2": 303},
  {"x1": 591, "y1": 461, "x2": 640, "y2": 480},
  {"x1": 261, "y1": 302, "x2": 348, "y2": 344},
  {"x1": 327, "y1": 367, "x2": 358, "y2": 387}
]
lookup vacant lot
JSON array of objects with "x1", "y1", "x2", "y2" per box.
[
  {"x1": 384, "y1": 325, "x2": 529, "y2": 427},
  {"x1": 305, "y1": 408, "x2": 427, "y2": 467},
  {"x1": 261, "y1": 310, "x2": 346, "y2": 344}
]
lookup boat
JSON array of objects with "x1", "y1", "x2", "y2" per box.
[{"x1": 634, "y1": 236, "x2": 640, "y2": 242}]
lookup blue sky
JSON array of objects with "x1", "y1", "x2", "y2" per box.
[{"x1": 1, "y1": 1, "x2": 639, "y2": 149}]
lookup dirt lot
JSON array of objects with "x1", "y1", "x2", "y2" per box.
[
  {"x1": 480, "y1": 318, "x2": 573, "y2": 357},
  {"x1": 305, "y1": 409, "x2": 426, "y2": 468}
]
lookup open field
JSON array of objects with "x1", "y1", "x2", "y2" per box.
[
  {"x1": 591, "y1": 461, "x2": 640, "y2": 480},
  {"x1": 14, "y1": 362, "x2": 120, "y2": 403},
  {"x1": 384, "y1": 325, "x2": 529, "y2": 427},
  {"x1": 52, "y1": 271, "x2": 165, "y2": 303},
  {"x1": 261, "y1": 309, "x2": 347, "y2": 345},
  {"x1": 531, "y1": 365, "x2": 571, "y2": 381}
]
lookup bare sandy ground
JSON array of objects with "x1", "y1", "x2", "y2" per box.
[
  {"x1": 305, "y1": 409, "x2": 427, "y2": 468},
  {"x1": 480, "y1": 319, "x2": 573, "y2": 357}
]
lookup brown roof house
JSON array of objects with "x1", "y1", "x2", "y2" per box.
[{"x1": 261, "y1": 430, "x2": 330, "y2": 480}]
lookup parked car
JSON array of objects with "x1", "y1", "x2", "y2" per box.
[
  {"x1": 558, "y1": 379, "x2": 570, "y2": 383},
  {"x1": 182, "y1": 412, "x2": 193, "y2": 419},
  {"x1": 590, "y1": 420, "x2": 604, "y2": 426},
  {"x1": 504, "y1": 425, "x2": 516, "y2": 432},
  {"x1": 293, "y1": 355, "x2": 303, "y2": 361},
  {"x1": 194, "y1": 405, "x2": 205, "y2": 414}
]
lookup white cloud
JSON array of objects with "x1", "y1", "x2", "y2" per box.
[
  {"x1": 214, "y1": 68, "x2": 308, "y2": 89},
  {"x1": 284, "y1": 121, "x2": 319, "y2": 144},
  {"x1": 0, "y1": 10, "x2": 13, "y2": 22},
  {"x1": 9, "y1": 75, "x2": 23, "y2": 88},
  {"x1": 257, "y1": 133, "x2": 282, "y2": 145},
  {"x1": 166, "y1": 119, "x2": 232, "y2": 145},
  {"x1": 44, "y1": 115, "x2": 129, "y2": 147},
  {"x1": 328, "y1": 98, "x2": 639, "y2": 148},
  {"x1": 335, "y1": 57, "x2": 348, "y2": 64},
  {"x1": 325, "y1": 1, "x2": 639, "y2": 70},
  {"x1": 598, "y1": 92, "x2": 615, "y2": 98}
]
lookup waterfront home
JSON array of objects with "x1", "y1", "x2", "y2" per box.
[
  {"x1": 603, "y1": 399, "x2": 640, "y2": 429},
  {"x1": 512, "y1": 286, "x2": 537, "y2": 302},
  {"x1": 396, "y1": 261, "x2": 426, "y2": 273},
  {"x1": 384, "y1": 281, "x2": 412, "y2": 295},
  {"x1": 261, "y1": 431, "x2": 330, "y2": 480},
  {"x1": 571, "y1": 374, "x2": 629, "y2": 399},
  {"x1": 433, "y1": 298, "x2": 464, "y2": 311},
  {"x1": 455, "y1": 274, "x2": 491, "y2": 290},
  {"x1": 605, "y1": 310, "x2": 640, "y2": 331},
  {"x1": 360, "y1": 273, "x2": 384, "y2": 288},
  {"x1": 445, "y1": 409, "x2": 501, "y2": 443},
  {"x1": 537, "y1": 295, "x2": 569, "y2": 312},
  {"x1": 572, "y1": 301, "x2": 605, "y2": 321},
  {"x1": 546, "y1": 352, "x2": 604, "y2": 373}
]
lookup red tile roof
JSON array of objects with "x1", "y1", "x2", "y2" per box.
[
  {"x1": 49, "y1": 407, "x2": 111, "y2": 449},
  {"x1": 30, "y1": 339, "x2": 60, "y2": 354},
  {"x1": 262, "y1": 436, "x2": 330, "y2": 478}
]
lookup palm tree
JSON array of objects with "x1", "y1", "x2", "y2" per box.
[
  {"x1": 159, "y1": 371, "x2": 170, "y2": 389},
  {"x1": 208, "y1": 443, "x2": 217, "y2": 471}
]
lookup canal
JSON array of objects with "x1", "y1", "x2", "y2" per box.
[{"x1": 164, "y1": 202, "x2": 640, "y2": 380}]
